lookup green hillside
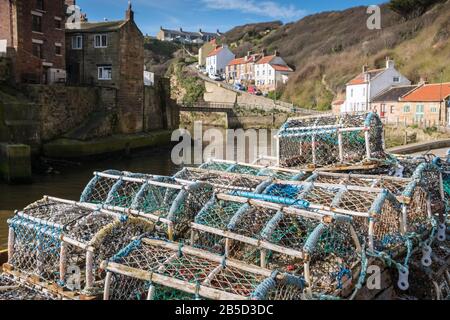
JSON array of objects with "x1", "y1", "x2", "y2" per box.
[{"x1": 224, "y1": 0, "x2": 450, "y2": 110}]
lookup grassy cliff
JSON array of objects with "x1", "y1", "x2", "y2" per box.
[{"x1": 224, "y1": 0, "x2": 450, "y2": 110}]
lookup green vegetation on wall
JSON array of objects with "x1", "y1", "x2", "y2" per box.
[{"x1": 170, "y1": 59, "x2": 205, "y2": 107}]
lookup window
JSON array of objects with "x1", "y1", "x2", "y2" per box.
[
  {"x1": 431, "y1": 107, "x2": 437, "y2": 113},
  {"x1": 350, "y1": 89, "x2": 354, "y2": 98},
  {"x1": 72, "y1": 36, "x2": 83, "y2": 49},
  {"x1": 32, "y1": 15, "x2": 42, "y2": 32},
  {"x1": 393, "y1": 76, "x2": 400, "y2": 83},
  {"x1": 55, "y1": 44, "x2": 62, "y2": 55},
  {"x1": 32, "y1": 43, "x2": 42, "y2": 58},
  {"x1": 36, "y1": 0, "x2": 44, "y2": 10},
  {"x1": 55, "y1": 18, "x2": 62, "y2": 29},
  {"x1": 94, "y1": 34, "x2": 108, "y2": 48},
  {"x1": 403, "y1": 105, "x2": 410, "y2": 113},
  {"x1": 98, "y1": 66, "x2": 112, "y2": 80},
  {"x1": 415, "y1": 104, "x2": 424, "y2": 121},
  {"x1": 390, "y1": 105, "x2": 395, "y2": 113}
]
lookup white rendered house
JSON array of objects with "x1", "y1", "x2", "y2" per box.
[
  {"x1": 254, "y1": 53, "x2": 293, "y2": 93},
  {"x1": 206, "y1": 45, "x2": 235, "y2": 77},
  {"x1": 342, "y1": 58, "x2": 411, "y2": 113}
]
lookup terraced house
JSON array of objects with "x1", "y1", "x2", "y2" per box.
[
  {"x1": 254, "y1": 52, "x2": 293, "y2": 94},
  {"x1": 225, "y1": 52, "x2": 262, "y2": 85},
  {"x1": 157, "y1": 27, "x2": 222, "y2": 44},
  {"x1": 65, "y1": 3, "x2": 145, "y2": 133},
  {"x1": 0, "y1": 0, "x2": 72, "y2": 84},
  {"x1": 370, "y1": 82, "x2": 450, "y2": 126}
]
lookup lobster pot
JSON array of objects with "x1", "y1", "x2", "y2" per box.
[
  {"x1": 277, "y1": 113, "x2": 385, "y2": 169},
  {"x1": 7, "y1": 199, "x2": 92, "y2": 282},
  {"x1": 0, "y1": 274, "x2": 57, "y2": 300},
  {"x1": 190, "y1": 194, "x2": 364, "y2": 297},
  {"x1": 305, "y1": 172, "x2": 410, "y2": 195},
  {"x1": 80, "y1": 171, "x2": 216, "y2": 240},
  {"x1": 80, "y1": 171, "x2": 155, "y2": 207},
  {"x1": 200, "y1": 159, "x2": 304, "y2": 181},
  {"x1": 130, "y1": 178, "x2": 215, "y2": 239},
  {"x1": 102, "y1": 238, "x2": 305, "y2": 301},
  {"x1": 7, "y1": 198, "x2": 154, "y2": 293},
  {"x1": 174, "y1": 167, "x2": 272, "y2": 194}
]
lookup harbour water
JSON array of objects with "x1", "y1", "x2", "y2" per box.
[
  {"x1": 0, "y1": 147, "x2": 180, "y2": 249},
  {"x1": 0, "y1": 130, "x2": 276, "y2": 249}
]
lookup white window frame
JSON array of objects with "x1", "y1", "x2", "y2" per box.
[
  {"x1": 94, "y1": 34, "x2": 108, "y2": 48},
  {"x1": 72, "y1": 35, "x2": 83, "y2": 50},
  {"x1": 393, "y1": 76, "x2": 400, "y2": 83},
  {"x1": 98, "y1": 66, "x2": 112, "y2": 80}
]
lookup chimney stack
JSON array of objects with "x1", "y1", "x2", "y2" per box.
[
  {"x1": 418, "y1": 76, "x2": 428, "y2": 86},
  {"x1": 386, "y1": 57, "x2": 395, "y2": 69},
  {"x1": 180, "y1": 27, "x2": 183, "y2": 32},
  {"x1": 274, "y1": 50, "x2": 280, "y2": 57},
  {"x1": 126, "y1": 0, "x2": 134, "y2": 21},
  {"x1": 362, "y1": 65, "x2": 368, "y2": 73},
  {"x1": 261, "y1": 49, "x2": 267, "y2": 57}
]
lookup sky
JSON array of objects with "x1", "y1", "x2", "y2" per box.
[{"x1": 76, "y1": 0, "x2": 386, "y2": 36}]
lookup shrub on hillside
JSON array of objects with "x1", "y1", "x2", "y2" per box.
[{"x1": 389, "y1": 0, "x2": 446, "y2": 19}]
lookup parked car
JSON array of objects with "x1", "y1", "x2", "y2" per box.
[
  {"x1": 209, "y1": 74, "x2": 223, "y2": 81},
  {"x1": 233, "y1": 83, "x2": 246, "y2": 91},
  {"x1": 248, "y1": 86, "x2": 262, "y2": 95}
]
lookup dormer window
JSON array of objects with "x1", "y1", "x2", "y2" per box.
[
  {"x1": 94, "y1": 34, "x2": 108, "y2": 48},
  {"x1": 393, "y1": 76, "x2": 400, "y2": 83}
]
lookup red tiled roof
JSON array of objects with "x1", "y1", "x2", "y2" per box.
[
  {"x1": 227, "y1": 56, "x2": 255, "y2": 66},
  {"x1": 401, "y1": 83, "x2": 450, "y2": 102},
  {"x1": 271, "y1": 64, "x2": 293, "y2": 72},
  {"x1": 207, "y1": 46, "x2": 223, "y2": 57},
  {"x1": 347, "y1": 68, "x2": 385, "y2": 85},
  {"x1": 256, "y1": 55, "x2": 275, "y2": 65}
]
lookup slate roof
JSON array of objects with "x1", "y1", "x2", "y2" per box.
[
  {"x1": 66, "y1": 20, "x2": 127, "y2": 33},
  {"x1": 372, "y1": 85, "x2": 418, "y2": 102}
]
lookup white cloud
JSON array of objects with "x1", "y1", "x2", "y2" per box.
[{"x1": 201, "y1": 0, "x2": 306, "y2": 20}]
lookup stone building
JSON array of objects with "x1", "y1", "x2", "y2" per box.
[
  {"x1": 370, "y1": 82, "x2": 450, "y2": 126},
  {"x1": 157, "y1": 27, "x2": 221, "y2": 44},
  {"x1": 226, "y1": 52, "x2": 263, "y2": 85},
  {"x1": 65, "y1": 3, "x2": 145, "y2": 134},
  {"x1": 0, "y1": 0, "x2": 69, "y2": 84}
]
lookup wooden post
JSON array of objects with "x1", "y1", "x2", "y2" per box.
[
  {"x1": 312, "y1": 134, "x2": 317, "y2": 165},
  {"x1": 260, "y1": 249, "x2": 267, "y2": 269},
  {"x1": 190, "y1": 229, "x2": 196, "y2": 246},
  {"x1": 147, "y1": 284, "x2": 156, "y2": 300},
  {"x1": 364, "y1": 130, "x2": 371, "y2": 159},
  {"x1": 338, "y1": 131, "x2": 344, "y2": 163},
  {"x1": 85, "y1": 250, "x2": 94, "y2": 290},
  {"x1": 304, "y1": 260, "x2": 313, "y2": 298},
  {"x1": 168, "y1": 223, "x2": 174, "y2": 242},
  {"x1": 103, "y1": 271, "x2": 113, "y2": 300},
  {"x1": 225, "y1": 238, "x2": 232, "y2": 257},
  {"x1": 401, "y1": 205, "x2": 408, "y2": 235},
  {"x1": 368, "y1": 220, "x2": 375, "y2": 251},
  {"x1": 59, "y1": 242, "x2": 68, "y2": 284},
  {"x1": 7, "y1": 227, "x2": 15, "y2": 263}
]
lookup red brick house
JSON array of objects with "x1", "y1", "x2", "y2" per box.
[{"x1": 0, "y1": 0, "x2": 70, "y2": 84}]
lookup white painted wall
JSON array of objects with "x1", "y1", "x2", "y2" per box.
[
  {"x1": 206, "y1": 46, "x2": 235, "y2": 76},
  {"x1": 0, "y1": 40, "x2": 7, "y2": 56},
  {"x1": 254, "y1": 57, "x2": 287, "y2": 87},
  {"x1": 343, "y1": 61, "x2": 411, "y2": 113}
]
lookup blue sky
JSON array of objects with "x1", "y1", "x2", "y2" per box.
[{"x1": 76, "y1": 0, "x2": 386, "y2": 35}]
